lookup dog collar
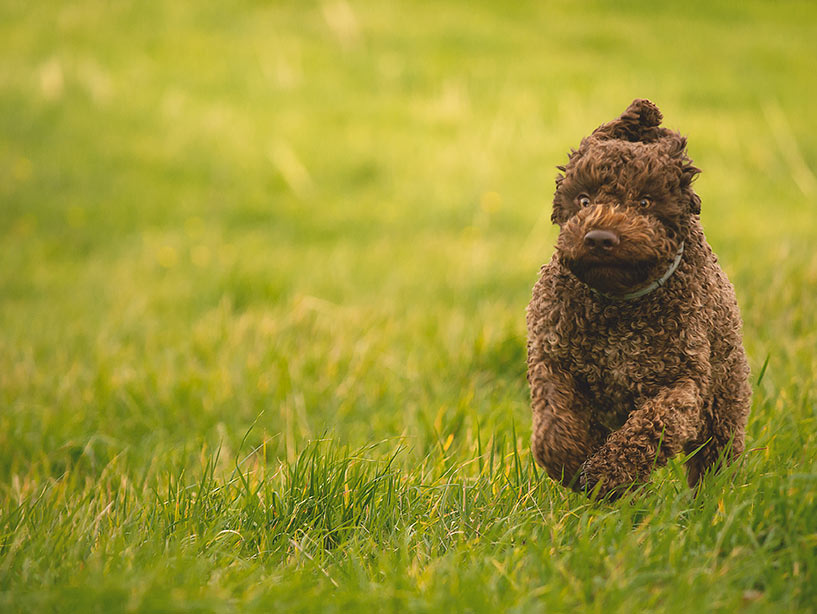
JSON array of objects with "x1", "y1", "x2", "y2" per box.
[{"x1": 593, "y1": 241, "x2": 685, "y2": 301}]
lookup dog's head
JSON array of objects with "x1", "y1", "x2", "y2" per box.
[{"x1": 551, "y1": 99, "x2": 701, "y2": 296}]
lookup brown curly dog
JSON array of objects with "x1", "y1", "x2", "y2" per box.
[{"x1": 526, "y1": 99, "x2": 751, "y2": 498}]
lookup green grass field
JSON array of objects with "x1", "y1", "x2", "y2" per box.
[{"x1": 2, "y1": 1, "x2": 817, "y2": 611}]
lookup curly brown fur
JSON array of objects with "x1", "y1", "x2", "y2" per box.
[{"x1": 527, "y1": 99, "x2": 751, "y2": 499}]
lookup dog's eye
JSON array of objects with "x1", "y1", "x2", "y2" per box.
[
  {"x1": 577, "y1": 194, "x2": 591, "y2": 207},
  {"x1": 638, "y1": 197, "x2": 651, "y2": 207}
]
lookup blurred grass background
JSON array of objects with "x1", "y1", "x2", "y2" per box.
[{"x1": 1, "y1": 0, "x2": 816, "y2": 611}]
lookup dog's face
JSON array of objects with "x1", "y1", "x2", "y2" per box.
[{"x1": 551, "y1": 100, "x2": 701, "y2": 296}]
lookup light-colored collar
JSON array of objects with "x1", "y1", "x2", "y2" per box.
[{"x1": 593, "y1": 241, "x2": 685, "y2": 301}]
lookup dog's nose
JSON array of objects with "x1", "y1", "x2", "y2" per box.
[{"x1": 584, "y1": 229, "x2": 620, "y2": 250}]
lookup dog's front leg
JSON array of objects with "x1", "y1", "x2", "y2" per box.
[
  {"x1": 580, "y1": 379, "x2": 704, "y2": 498},
  {"x1": 529, "y1": 363, "x2": 603, "y2": 489}
]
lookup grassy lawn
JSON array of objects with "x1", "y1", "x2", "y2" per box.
[{"x1": 2, "y1": 0, "x2": 816, "y2": 611}]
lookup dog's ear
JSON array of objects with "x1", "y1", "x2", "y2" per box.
[
  {"x1": 664, "y1": 133, "x2": 702, "y2": 215},
  {"x1": 591, "y1": 99, "x2": 665, "y2": 143},
  {"x1": 551, "y1": 165, "x2": 569, "y2": 225},
  {"x1": 682, "y1": 165, "x2": 702, "y2": 215},
  {"x1": 687, "y1": 189, "x2": 702, "y2": 215}
]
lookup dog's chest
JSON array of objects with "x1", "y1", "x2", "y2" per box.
[{"x1": 568, "y1": 312, "x2": 679, "y2": 414}]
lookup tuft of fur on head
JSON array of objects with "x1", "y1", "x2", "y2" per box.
[
  {"x1": 591, "y1": 98, "x2": 666, "y2": 143},
  {"x1": 550, "y1": 99, "x2": 702, "y2": 295}
]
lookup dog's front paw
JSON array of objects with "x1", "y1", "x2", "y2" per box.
[
  {"x1": 578, "y1": 459, "x2": 609, "y2": 498},
  {"x1": 579, "y1": 457, "x2": 636, "y2": 500},
  {"x1": 577, "y1": 460, "x2": 595, "y2": 490}
]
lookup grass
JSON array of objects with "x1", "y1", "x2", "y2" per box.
[{"x1": 1, "y1": 0, "x2": 817, "y2": 611}]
